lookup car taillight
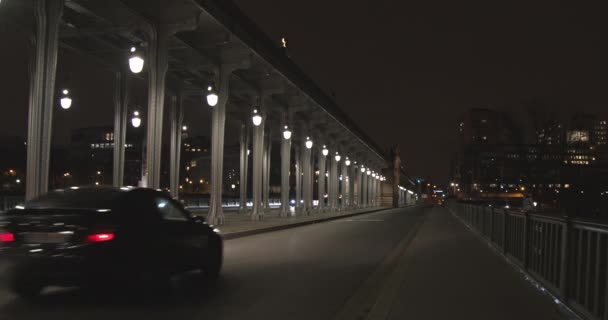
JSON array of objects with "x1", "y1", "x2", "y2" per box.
[
  {"x1": 87, "y1": 233, "x2": 115, "y2": 243},
  {"x1": 0, "y1": 232, "x2": 15, "y2": 243}
]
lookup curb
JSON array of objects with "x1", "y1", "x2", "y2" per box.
[{"x1": 221, "y1": 206, "x2": 414, "y2": 240}]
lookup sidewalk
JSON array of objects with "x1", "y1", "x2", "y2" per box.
[
  {"x1": 371, "y1": 206, "x2": 567, "y2": 320},
  {"x1": 191, "y1": 206, "x2": 394, "y2": 239}
]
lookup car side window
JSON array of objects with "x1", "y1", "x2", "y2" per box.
[{"x1": 155, "y1": 197, "x2": 189, "y2": 222}]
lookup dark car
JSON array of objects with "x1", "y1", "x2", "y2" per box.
[{"x1": 0, "y1": 186, "x2": 223, "y2": 299}]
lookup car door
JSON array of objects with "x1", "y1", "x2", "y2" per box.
[
  {"x1": 154, "y1": 196, "x2": 208, "y2": 272},
  {"x1": 117, "y1": 191, "x2": 171, "y2": 275}
]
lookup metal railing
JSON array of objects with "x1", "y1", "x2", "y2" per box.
[
  {"x1": 180, "y1": 196, "x2": 282, "y2": 210},
  {"x1": 0, "y1": 195, "x2": 24, "y2": 213},
  {"x1": 446, "y1": 201, "x2": 608, "y2": 320}
]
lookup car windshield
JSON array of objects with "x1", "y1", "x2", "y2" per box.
[{"x1": 25, "y1": 188, "x2": 123, "y2": 211}]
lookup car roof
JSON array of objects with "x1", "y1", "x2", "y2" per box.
[{"x1": 25, "y1": 186, "x2": 165, "y2": 210}]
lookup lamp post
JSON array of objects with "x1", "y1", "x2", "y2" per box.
[
  {"x1": 128, "y1": 46, "x2": 144, "y2": 74},
  {"x1": 60, "y1": 89, "x2": 72, "y2": 109},
  {"x1": 131, "y1": 111, "x2": 141, "y2": 128},
  {"x1": 206, "y1": 84, "x2": 218, "y2": 107},
  {"x1": 283, "y1": 125, "x2": 292, "y2": 140},
  {"x1": 252, "y1": 109, "x2": 262, "y2": 126},
  {"x1": 305, "y1": 136, "x2": 313, "y2": 149}
]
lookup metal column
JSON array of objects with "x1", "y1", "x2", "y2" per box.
[
  {"x1": 330, "y1": 155, "x2": 338, "y2": 211},
  {"x1": 251, "y1": 106, "x2": 265, "y2": 220},
  {"x1": 26, "y1": 0, "x2": 63, "y2": 200},
  {"x1": 302, "y1": 143, "x2": 312, "y2": 214},
  {"x1": 169, "y1": 92, "x2": 184, "y2": 198},
  {"x1": 207, "y1": 67, "x2": 231, "y2": 225},
  {"x1": 295, "y1": 146, "x2": 302, "y2": 214},
  {"x1": 262, "y1": 131, "x2": 272, "y2": 212},
  {"x1": 112, "y1": 71, "x2": 129, "y2": 187},
  {"x1": 340, "y1": 160, "x2": 347, "y2": 210},
  {"x1": 280, "y1": 130, "x2": 291, "y2": 217},
  {"x1": 239, "y1": 123, "x2": 250, "y2": 213},
  {"x1": 317, "y1": 151, "x2": 326, "y2": 213}
]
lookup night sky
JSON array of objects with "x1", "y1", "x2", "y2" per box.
[{"x1": 0, "y1": 0, "x2": 607, "y2": 183}]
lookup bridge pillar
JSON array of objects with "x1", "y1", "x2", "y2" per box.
[
  {"x1": 302, "y1": 140, "x2": 313, "y2": 214},
  {"x1": 348, "y1": 163, "x2": 355, "y2": 209},
  {"x1": 238, "y1": 122, "x2": 250, "y2": 213},
  {"x1": 262, "y1": 130, "x2": 272, "y2": 212},
  {"x1": 168, "y1": 91, "x2": 184, "y2": 198},
  {"x1": 294, "y1": 146, "x2": 302, "y2": 214},
  {"x1": 367, "y1": 172, "x2": 376, "y2": 208},
  {"x1": 251, "y1": 102, "x2": 265, "y2": 221},
  {"x1": 329, "y1": 153, "x2": 338, "y2": 211},
  {"x1": 355, "y1": 164, "x2": 362, "y2": 208},
  {"x1": 340, "y1": 159, "x2": 347, "y2": 210},
  {"x1": 112, "y1": 71, "x2": 128, "y2": 188},
  {"x1": 317, "y1": 149, "x2": 327, "y2": 213},
  {"x1": 279, "y1": 124, "x2": 291, "y2": 217},
  {"x1": 366, "y1": 173, "x2": 374, "y2": 207},
  {"x1": 207, "y1": 66, "x2": 234, "y2": 225},
  {"x1": 26, "y1": 0, "x2": 63, "y2": 201}
]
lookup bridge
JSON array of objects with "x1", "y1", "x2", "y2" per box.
[{"x1": 0, "y1": 1, "x2": 607, "y2": 320}]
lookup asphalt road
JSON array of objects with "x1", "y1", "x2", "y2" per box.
[{"x1": 0, "y1": 206, "x2": 426, "y2": 320}]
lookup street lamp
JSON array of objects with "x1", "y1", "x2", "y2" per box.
[
  {"x1": 128, "y1": 46, "x2": 144, "y2": 74},
  {"x1": 252, "y1": 109, "x2": 262, "y2": 126},
  {"x1": 283, "y1": 125, "x2": 292, "y2": 140},
  {"x1": 367, "y1": 170, "x2": 371, "y2": 175},
  {"x1": 206, "y1": 84, "x2": 219, "y2": 107},
  {"x1": 182, "y1": 125, "x2": 188, "y2": 131},
  {"x1": 361, "y1": 165, "x2": 366, "y2": 173},
  {"x1": 131, "y1": 111, "x2": 141, "y2": 128},
  {"x1": 334, "y1": 152, "x2": 341, "y2": 162},
  {"x1": 305, "y1": 136, "x2": 313, "y2": 149},
  {"x1": 322, "y1": 145, "x2": 329, "y2": 156},
  {"x1": 60, "y1": 89, "x2": 72, "y2": 109},
  {"x1": 345, "y1": 157, "x2": 351, "y2": 166}
]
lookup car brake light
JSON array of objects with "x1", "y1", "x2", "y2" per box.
[
  {"x1": 0, "y1": 233, "x2": 15, "y2": 242},
  {"x1": 87, "y1": 233, "x2": 115, "y2": 242}
]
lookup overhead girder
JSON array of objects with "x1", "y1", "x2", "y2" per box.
[{"x1": 10, "y1": 0, "x2": 388, "y2": 167}]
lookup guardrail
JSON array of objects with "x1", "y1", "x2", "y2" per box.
[
  {"x1": 0, "y1": 195, "x2": 282, "y2": 213},
  {"x1": 180, "y1": 196, "x2": 282, "y2": 210},
  {"x1": 446, "y1": 201, "x2": 608, "y2": 320},
  {"x1": 0, "y1": 196, "x2": 24, "y2": 213}
]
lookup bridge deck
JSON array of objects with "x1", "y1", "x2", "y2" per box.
[{"x1": 381, "y1": 206, "x2": 565, "y2": 320}]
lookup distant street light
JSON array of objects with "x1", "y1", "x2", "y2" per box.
[
  {"x1": 322, "y1": 145, "x2": 329, "y2": 156},
  {"x1": 252, "y1": 109, "x2": 262, "y2": 126},
  {"x1": 305, "y1": 136, "x2": 313, "y2": 149},
  {"x1": 60, "y1": 89, "x2": 72, "y2": 109},
  {"x1": 334, "y1": 152, "x2": 341, "y2": 162},
  {"x1": 283, "y1": 125, "x2": 292, "y2": 140},
  {"x1": 182, "y1": 125, "x2": 188, "y2": 131},
  {"x1": 206, "y1": 84, "x2": 219, "y2": 107},
  {"x1": 131, "y1": 111, "x2": 141, "y2": 128},
  {"x1": 128, "y1": 46, "x2": 144, "y2": 74},
  {"x1": 367, "y1": 170, "x2": 371, "y2": 175},
  {"x1": 345, "y1": 157, "x2": 351, "y2": 166},
  {"x1": 361, "y1": 165, "x2": 366, "y2": 173}
]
